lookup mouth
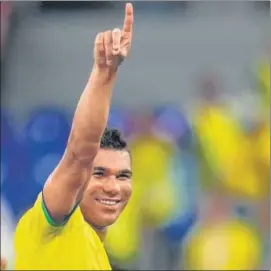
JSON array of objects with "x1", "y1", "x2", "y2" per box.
[{"x1": 95, "y1": 199, "x2": 121, "y2": 206}]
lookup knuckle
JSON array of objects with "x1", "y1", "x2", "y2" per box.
[
  {"x1": 112, "y1": 28, "x2": 121, "y2": 34},
  {"x1": 96, "y1": 40, "x2": 103, "y2": 48},
  {"x1": 98, "y1": 58, "x2": 105, "y2": 65},
  {"x1": 95, "y1": 32, "x2": 102, "y2": 39}
]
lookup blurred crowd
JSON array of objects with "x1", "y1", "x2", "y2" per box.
[{"x1": 1, "y1": 1, "x2": 270, "y2": 270}]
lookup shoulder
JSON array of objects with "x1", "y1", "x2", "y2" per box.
[{"x1": 15, "y1": 193, "x2": 84, "y2": 237}]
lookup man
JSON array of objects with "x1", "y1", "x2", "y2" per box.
[{"x1": 13, "y1": 3, "x2": 134, "y2": 270}]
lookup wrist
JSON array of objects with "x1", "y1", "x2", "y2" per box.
[{"x1": 90, "y1": 65, "x2": 117, "y2": 84}]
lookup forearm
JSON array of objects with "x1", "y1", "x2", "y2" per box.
[
  {"x1": 67, "y1": 67, "x2": 117, "y2": 161},
  {"x1": 43, "y1": 67, "x2": 118, "y2": 220}
]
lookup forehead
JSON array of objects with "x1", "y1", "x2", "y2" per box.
[{"x1": 93, "y1": 149, "x2": 131, "y2": 170}]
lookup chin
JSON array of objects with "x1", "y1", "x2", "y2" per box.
[{"x1": 99, "y1": 216, "x2": 119, "y2": 227}]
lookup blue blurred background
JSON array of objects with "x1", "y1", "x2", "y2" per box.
[{"x1": 1, "y1": 1, "x2": 270, "y2": 270}]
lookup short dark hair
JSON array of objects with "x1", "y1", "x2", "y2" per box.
[{"x1": 100, "y1": 127, "x2": 128, "y2": 150}]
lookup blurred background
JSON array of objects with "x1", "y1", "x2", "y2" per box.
[{"x1": 0, "y1": 1, "x2": 270, "y2": 270}]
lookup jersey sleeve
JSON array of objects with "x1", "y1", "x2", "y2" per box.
[
  {"x1": 41, "y1": 191, "x2": 79, "y2": 227},
  {"x1": 15, "y1": 192, "x2": 79, "y2": 238}
]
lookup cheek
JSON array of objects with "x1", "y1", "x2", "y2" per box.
[
  {"x1": 85, "y1": 178, "x2": 104, "y2": 194},
  {"x1": 120, "y1": 182, "x2": 132, "y2": 201}
]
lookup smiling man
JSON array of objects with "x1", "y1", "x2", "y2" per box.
[{"x1": 13, "y1": 3, "x2": 134, "y2": 270}]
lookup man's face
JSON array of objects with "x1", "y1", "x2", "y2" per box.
[{"x1": 80, "y1": 148, "x2": 132, "y2": 228}]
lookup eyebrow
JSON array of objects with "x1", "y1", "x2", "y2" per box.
[
  {"x1": 93, "y1": 167, "x2": 132, "y2": 176},
  {"x1": 93, "y1": 167, "x2": 106, "y2": 171}
]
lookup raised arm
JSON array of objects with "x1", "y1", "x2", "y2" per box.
[{"x1": 43, "y1": 3, "x2": 134, "y2": 224}]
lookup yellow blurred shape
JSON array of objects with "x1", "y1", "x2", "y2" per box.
[
  {"x1": 184, "y1": 220, "x2": 262, "y2": 270},
  {"x1": 130, "y1": 135, "x2": 176, "y2": 226},
  {"x1": 130, "y1": 135, "x2": 173, "y2": 185},
  {"x1": 248, "y1": 121, "x2": 270, "y2": 197},
  {"x1": 142, "y1": 179, "x2": 176, "y2": 226},
  {"x1": 194, "y1": 106, "x2": 265, "y2": 199}
]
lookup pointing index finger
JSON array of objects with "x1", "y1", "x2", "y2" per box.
[{"x1": 122, "y1": 3, "x2": 133, "y2": 37}]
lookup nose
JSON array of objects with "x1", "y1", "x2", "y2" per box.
[{"x1": 103, "y1": 176, "x2": 120, "y2": 196}]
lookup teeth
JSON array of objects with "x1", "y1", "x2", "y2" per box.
[{"x1": 99, "y1": 199, "x2": 118, "y2": 206}]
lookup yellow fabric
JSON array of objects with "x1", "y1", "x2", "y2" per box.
[
  {"x1": 194, "y1": 106, "x2": 262, "y2": 199},
  {"x1": 14, "y1": 193, "x2": 111, "y2": 270},
  {"x1": 184, "y1": 220, "x2": 262, "y2": 270},
  {"x1": 130, "y1": 136, "x2": 175, "y2": 226},
  {"x1": 143, "y1": 180, "x2": 176, "y2": 226},
  {"x1": 130, "y1": 136, "x2": 173, "y2": 186}
]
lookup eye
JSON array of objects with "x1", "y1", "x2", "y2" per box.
[
  {"x1": 93, "y1": 171, "x2": 104, "y2": 177},
  {"x1": 117, "y1": 174, "x2": 130, "y2": 181}
]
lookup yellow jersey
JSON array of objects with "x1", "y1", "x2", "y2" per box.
[{"x1": 14, "y1": 193, "x2": 111, "y2": 270}]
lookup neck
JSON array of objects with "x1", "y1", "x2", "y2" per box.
[{"x1": 91, "y1": 224, "x2": 108, "y2": 242}]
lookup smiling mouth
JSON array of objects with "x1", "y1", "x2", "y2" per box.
[{"x1": 96, "y1": 199, "x2": 121, "y2": 206}]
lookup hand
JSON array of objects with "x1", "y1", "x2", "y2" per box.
[
  {"x1": 0, "y1": 257, "x2": 7, "y2": 270},
  {"x1": 94, "y1": 3, "x2": 133, "y2": 70}
]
